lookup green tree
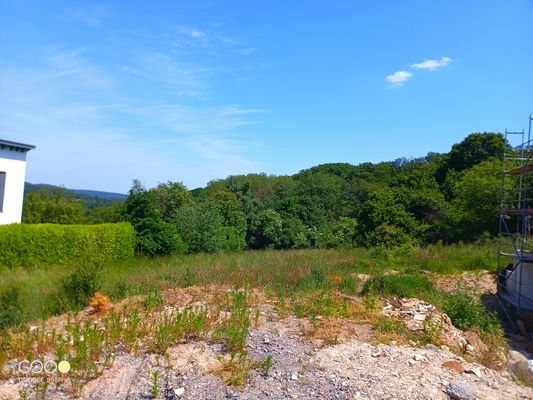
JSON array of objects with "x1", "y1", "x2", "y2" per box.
[
  {"x1": 124, "y1": 180, "x2": 186, "y2": 256},
  {"x1": 448, "y1": 158, "x2": 503, "y2": 240},
  {"x1": 249, "y1": 208, "x2": 283, "y2": 249},
  {"x1": 152, "y1": 181, "x2": 193, "y2": 223},
  {"x1": 358, "y1": 188, "x2": 421, "y2": 247},
  {"x1": 436, "y1": 132, "x2": 505, "y2": 184},
  {"x1": 23, "y1": 187, "x2": 86, "y2": 224}
]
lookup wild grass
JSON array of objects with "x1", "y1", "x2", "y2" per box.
[
  {"x1": 0, "y1": 242, "x2": 497, "y2": 329},
  {"x1": 443, "y1": 291, "x2": 505, "y2": 346},
  {"x1": 362, "y1": 274, "x2": 440, "y2": 303}
]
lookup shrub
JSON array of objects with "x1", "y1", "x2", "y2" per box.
[
  {"x1": 134, "y1": 218, "x2": 187, "y2": 256},
  {"x1": 443, "y1": 292, "x2": 501, "y2": 336},
  {"x1": 0, "y1": 223, "x2": 135, "y2": 267},
  {"x1": 62, "y1": 263, "x2": 102, "y2": 310}
]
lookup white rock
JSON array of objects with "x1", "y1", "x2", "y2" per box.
[
  {"x1": 174, "y1": 387, "x2": 185, "y2": 397},
  {"x1": 508, "y1": 350, "x2": 529, "y2": 364},
  {"x1": 509, "y1": 360, "x2": 533, "y2": 386},
  {"x1": 291, "y1": 373, "x2": 298, "y2": 381},
  {"x1": 413, "y1": 313, "x2": 426, "y2": 321},
  {"x1": 466, "y1": 367, "x2": 483, "y2": 378},
  {"x1": 414, "y1": 354, "x2": 425, "y2": 361}
]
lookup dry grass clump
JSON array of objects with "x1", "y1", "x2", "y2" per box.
[{"x1": 89, "y1": 292, "x2": 112, "y2": 315}]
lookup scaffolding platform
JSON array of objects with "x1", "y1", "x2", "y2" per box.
[
  {"x1": 497, "y1": 114, "x2": 533, "y2": 314},
  {"x1": 500, "y1": 208, "x2": 533, "y2": 216},
  {"x1": 499, "y1": 251, "x2": 533, "y2": 261},
  {"x1": 505, "y1": 164, "x2": 533, "y2": 175},
  {"x1": 499, "y1": 291, "x2": 533, "y2": 312}
]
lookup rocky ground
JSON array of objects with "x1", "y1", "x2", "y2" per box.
[
  {"x1": 1, "y1": 272, "x2": 533, "y2": 399},
  {"x1": 2, "y1": 315, "x2": 533, "y2": 400}
]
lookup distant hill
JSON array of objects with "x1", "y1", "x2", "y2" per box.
[{"x1": 25, "y1": 183, "x2": 127, "y2": 208}]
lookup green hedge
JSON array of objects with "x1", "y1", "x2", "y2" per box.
[{"x1": 0, "y1": 223, "x2": 135, "y2": 267}]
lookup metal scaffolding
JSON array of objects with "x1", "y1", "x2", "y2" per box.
[{"x1": 497, "y1": 114, "x2": 533, "y2": 313}]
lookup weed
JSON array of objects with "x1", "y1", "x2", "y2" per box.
[
  {"x1": 253, "y1": 309, "x2": 261, "y2": 327},
  {"x1": 149, "y1": 308, "x2": 209, "y2": 354},
  {"x1": 0, "y1": 286, "x2": 23, "y2": 329},
  {"x1": 181, "y1": 267, "x2": 197, "y2": 287},
  {"x1": 362, "y1": 274, "x2": 437, "y2": 301},
  {"x1": 215, "y1": 351, "x2": 252, "y2": 386},
  {"x1": 144, "y1": 287, "x2": 164, "y2": 310},
  {"x1": 150, "y1": 370, "x2": 161, "y2": 398},
  {"x1": 123, "y1": 309, "x2": 142, "y2": 352},
  {"x1": 337, "y1": 276, "x2": 360, "y2": 295},
  {"x1": 292, "y1": 291, "x2": 351, "y2": 319},
  {"x1": 214, "y1": 290, "x2": 250, "y2": 352},
  {"x1": 260, "y1": 354, "x2": 273, "y2": 376},
  {"x1": 372, "y1": 317, "x2": 416, "y2": 345},
  {"x1": 33, "y1": 376, "x2": 50, "y2": 400}
]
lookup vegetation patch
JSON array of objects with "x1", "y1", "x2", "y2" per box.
[
  {"x1": 0, "y1": 222, "x2": 135, "y2": 267},
  {"x1": 362, "y1": 274, "x2": 438, "y2": 302},
  {"x1": 443, "y1": 291, "x2": 503, "y2": 342}
]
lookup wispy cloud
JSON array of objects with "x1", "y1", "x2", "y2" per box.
[
  {"x1": 120, "y1": 52, "x2": 212, "y2": 98},
  {"x1": 411, "y1": 56, "x2": 452, "y2": 71},
  {"x1": 235, "y1": 48, "x2": 258, "y2": 56},
  {"x1": 0, "y1": 47, "x2": 264, "y2": 191},
  {"x1": 386, "y1": 70, "x2": 413, "y2": 86},
  {"x1": 61, "y1": 4, "x2": 110, "y2": 28}
]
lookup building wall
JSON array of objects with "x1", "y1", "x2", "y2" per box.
[
  {"x1": 505, "y1": 261, "x2": 533, "y2": 305},
  {"x1": 0, "y1": 148, "x2": 28, "y2": 224}
]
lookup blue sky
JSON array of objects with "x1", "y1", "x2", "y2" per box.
[{"x1": 1, "y1": 1, "x2": 532, "y2": 193}]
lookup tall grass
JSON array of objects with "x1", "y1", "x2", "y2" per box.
[{"x1": 0, "y1": 242, "x2": 498, "y2": 329}]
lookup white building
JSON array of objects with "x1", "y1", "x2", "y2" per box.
[{"x1": 0, "y1": 139, "x2": 35, "y2": 225}]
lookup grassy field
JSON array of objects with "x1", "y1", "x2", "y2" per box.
[
  {"x1": 1, "y1": 242, "x2": 498, "y2": 327},
  {"x1": 0, "y1": 242, "x2": 497, "y2": 329}
]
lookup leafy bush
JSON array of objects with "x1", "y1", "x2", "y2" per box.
[
  {"x1": 62, "y1": 263, "x2": 102, "y2": 310},
  {"x1": 443, "y1": 292, "x2": 501, "y2": 336},
  {"x1": 0, "y1": 223, "x2": 135, "y2": 267},
  {"x1": 134, "y1": 218, "x2": 187, "y2": 256}
]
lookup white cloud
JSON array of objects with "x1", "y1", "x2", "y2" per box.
[
  {"x1": 190, "y1": 30, "x2": 206, "y2": 39},
  {"x1": 386, "y1": 70, "x2": 413, "y2": 86},
  {"x1": 235, "y1": 48, "x2": 258, "y2": 56},
  {"x1": 411, "y1": 56, "x2": 452, "y2": 70}
]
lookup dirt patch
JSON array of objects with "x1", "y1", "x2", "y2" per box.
[{"x1": 432, "y1": 270, "x2": 496, "y2": 295}]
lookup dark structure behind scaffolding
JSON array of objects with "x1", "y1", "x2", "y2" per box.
[{"x1": 498, "y1": 114, "x2": 533, "y2": 313}]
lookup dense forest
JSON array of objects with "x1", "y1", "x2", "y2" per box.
[{"x1": 22, "y1": 132, "x2": 506, "y2": 255}]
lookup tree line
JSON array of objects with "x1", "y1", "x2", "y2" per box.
[{"x1": 23, "y1": 132, "x2": 506, "y2": 255}]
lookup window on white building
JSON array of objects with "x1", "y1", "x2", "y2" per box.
[{"x1": 0, "y1": 172, "x2": 5, "y2": 212}]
